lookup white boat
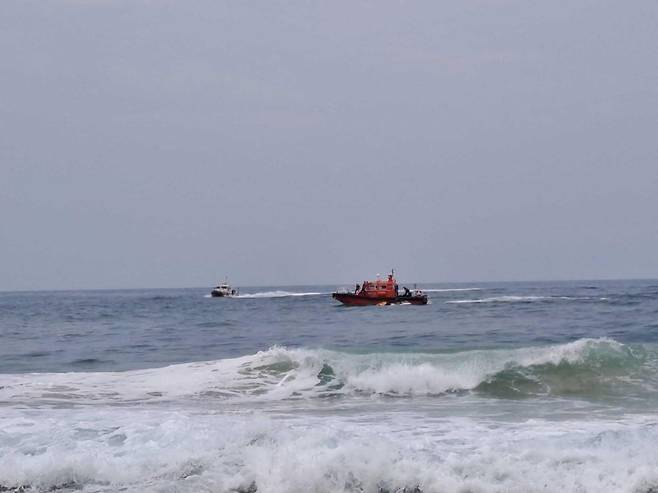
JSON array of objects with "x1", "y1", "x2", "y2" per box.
[{"x1": 210, "y1": 279, "x2": 237, "y2": 298}]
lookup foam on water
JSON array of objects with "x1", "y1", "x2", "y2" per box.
[{"x1": 1, "y1": 408, "x2": 658, "y2": 493}]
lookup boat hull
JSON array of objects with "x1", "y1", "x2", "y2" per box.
[
  {"x1": 211, "y1": 290, "x2": 231, "y2": 298},
  {"x1": 332, "y1": 292, "x2": 428, "y2": 306}
]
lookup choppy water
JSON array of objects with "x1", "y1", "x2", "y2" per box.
[{"x1": 1, "y1": 280, "x2": 658, "y2": 492}]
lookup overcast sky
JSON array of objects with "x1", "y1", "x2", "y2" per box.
[{"x1": 1, "y1": 1, "x2": 657, "y2": 290}]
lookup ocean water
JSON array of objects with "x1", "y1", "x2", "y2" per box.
[{"x1": 1, "y1": 280, "x2": 658, "y2": 492}]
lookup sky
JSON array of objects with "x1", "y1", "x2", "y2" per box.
[{"x1": 1, "y1": 1, "x2": 657, "y2": 291}]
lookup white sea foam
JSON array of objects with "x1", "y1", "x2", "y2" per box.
[{"x1": 1, "y1": 407, "x2": 658, "y2": 493}]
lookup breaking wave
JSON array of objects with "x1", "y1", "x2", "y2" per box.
[
  {"x1": 1, "y1": 339, "x2": 654, "y2": 406},
  {"x1": 2, "y1": 340, "x2": 658, "y2": 492}
]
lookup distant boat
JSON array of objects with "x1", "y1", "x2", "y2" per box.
[
  {"x1": 211, "y1": 279, "x2": 238, "y2": 298},
  {"x1": 332, "y1": 271, "x2": 428, "y2": 306}
]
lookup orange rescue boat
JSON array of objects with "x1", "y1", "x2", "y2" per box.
[{"x1": 332, "y1": 271, "x2": 428, "y2": 306}]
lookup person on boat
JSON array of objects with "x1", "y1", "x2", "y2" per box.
[
  {"x1": 355, "y1": 283, "x2": 360, "y2": 294},
  {"x1": 395, "y1": 284, "x2": 399, "y2": 296},
  {"x1": 403, "y1": 286, "x2": 411, "y2": 297}
]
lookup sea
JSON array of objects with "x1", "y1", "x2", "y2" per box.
[{"x1": 1, "y1": 279, "x2": 658, "y2": 493}]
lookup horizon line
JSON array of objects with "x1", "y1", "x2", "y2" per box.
[{"x1": 1, "y1": 276, "x2": 657, "y2": 294}]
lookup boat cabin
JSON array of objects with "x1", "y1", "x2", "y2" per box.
[{"x1": 359, "y1": 273, "x2": 398, "y2": 299}]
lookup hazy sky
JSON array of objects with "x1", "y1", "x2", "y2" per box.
[{"x1": 1, "y1": 1, "x2": 657, "y2": 290}]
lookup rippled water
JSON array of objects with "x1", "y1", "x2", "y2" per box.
[{"x1": 1, "y1": 280, "x2": 658, "y2": 492}]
